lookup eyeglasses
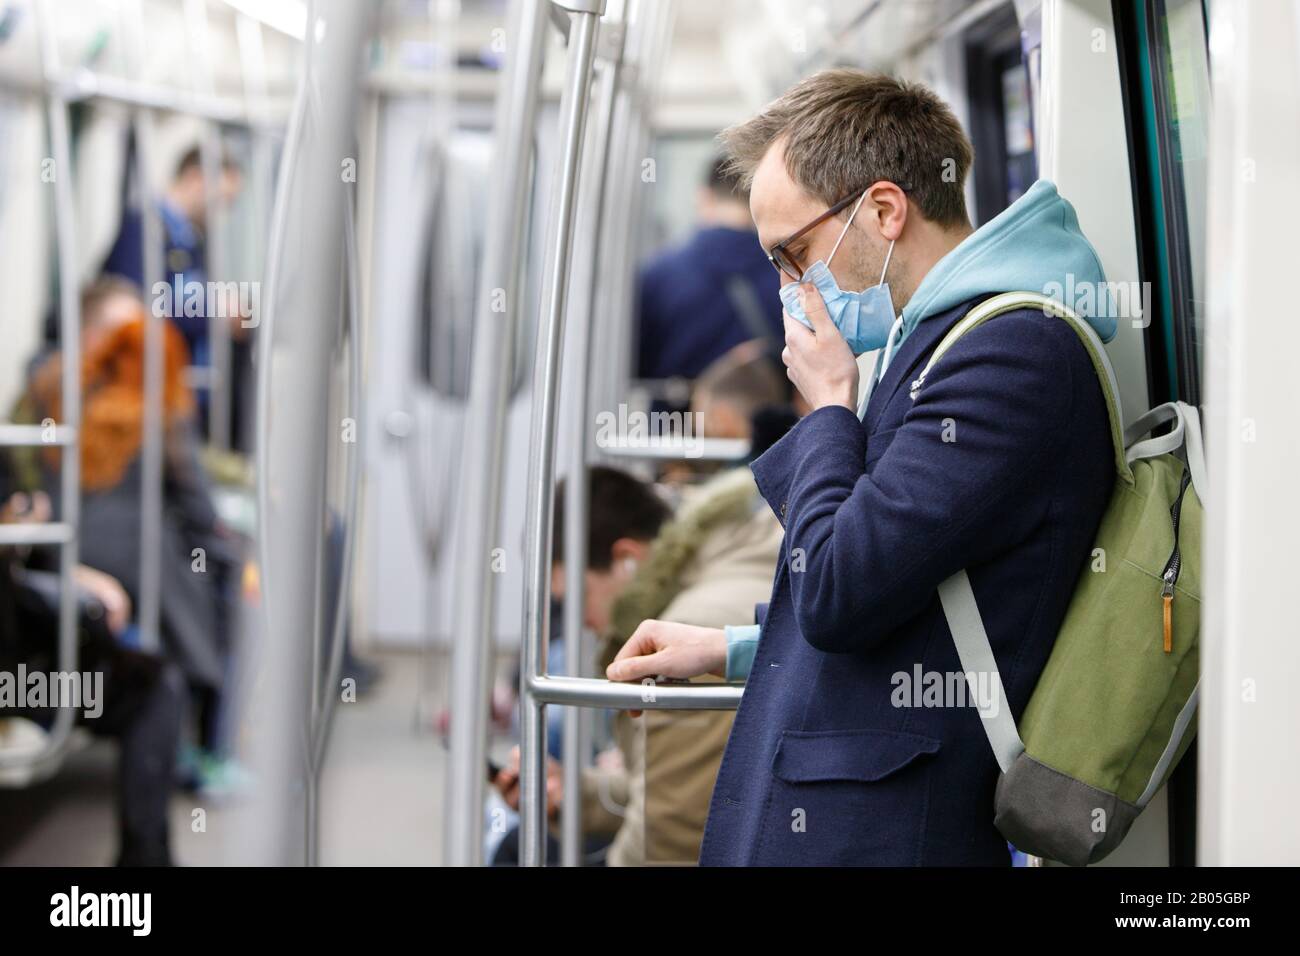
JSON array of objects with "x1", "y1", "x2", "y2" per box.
[{"x1": 766, "y1": 181, "x2": 913, "y2": 282}]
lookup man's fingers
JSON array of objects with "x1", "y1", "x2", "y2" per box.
[
  {"x1": 611, "y1": 623, "x2": 657, "y2": 665},
  {"x1": 783, "y1": 311, "x2": 813, "y2": 347},
  {"x1": 798, "y1": 282, "x2": 838, "y2": 339},
  {"x1": 607, "y1": 649, "x2": 670, "y2": 683}
]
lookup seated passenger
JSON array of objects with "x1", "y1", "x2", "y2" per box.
[
  {"x1": 0, "y1": 482, "x2": 185, "y2": 866},
  {"x1": 658, "y1": 339, "x2": 792, "y2": 486},
  {"x1": 20, "y1": 281, "x2": 240, "y2": 778},
  {"x1": 493, "y1": 463, "x2": 782, "y2": 865},
  {"x1": 608, "y1": 70, "x2": 1118, "y2": 865}
]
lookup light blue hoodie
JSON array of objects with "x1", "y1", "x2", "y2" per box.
[{"x1": 898, "y1": 178, "x2": 1116, "y2": 346}]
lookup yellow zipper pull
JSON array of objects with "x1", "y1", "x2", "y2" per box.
[{"x1": 1161, "y1": 577, "x2": 1174, "y2": 654}]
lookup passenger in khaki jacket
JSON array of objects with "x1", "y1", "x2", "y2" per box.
[
  {"x1": 494, "y1": 465, "x2": 783, "y2": 865},
  {"x1": 590, "y1": 465, "x2": 783, "y2": 865},
  {"x1": 495, "y1": 346, "x2": 789, "y2": 864}
]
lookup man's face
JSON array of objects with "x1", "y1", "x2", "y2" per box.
[
  {"x1": 550, "y1": 560, "x2": 634, "y2": 636},
  {"x1": 750, "y1": 139, "x2": 882, "y2": 298}
]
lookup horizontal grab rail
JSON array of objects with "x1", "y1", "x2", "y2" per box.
[
  {"x1": 0, "y1": 523, "x2": 74, "y2": 546},
  {"x1": 599, "y1": 437, "x2": 750, "y2": 462},
  {"x1": 0, "y1": 424, "x2": 76, "y2": 447},
  {"x1": 527, "y1": 674, "x2": 742, "y2": 710}
]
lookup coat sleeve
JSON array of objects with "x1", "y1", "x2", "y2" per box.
[{"x1": 749, "y1": 312, "x2": 1081, "y2": 654}]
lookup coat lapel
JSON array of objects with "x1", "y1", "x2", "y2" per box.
[{"x1": 862, "y1": 298, "x2": 982, "y2": 433}]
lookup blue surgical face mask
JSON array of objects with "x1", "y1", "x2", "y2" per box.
[{"x1": 779, "y1": 191, "x2": 897, "y2": 356}]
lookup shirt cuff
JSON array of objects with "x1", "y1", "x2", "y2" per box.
[{"x1": 724, "y1": 624, "x2": 761, "y2": 682}]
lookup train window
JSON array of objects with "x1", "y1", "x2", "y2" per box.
[
  {"x1": 1120, "y1": 0, "x2": 1211, "y2": 406},
  {"x1": 963, "y1": 4, "x2": 1038, "y2": 224},
  {"x1": 417, "y1": 130, "x2": 500, "y2": 400},
  {"x1": 1148, "y1": 0, "x2": 1211, "y2": 405}
]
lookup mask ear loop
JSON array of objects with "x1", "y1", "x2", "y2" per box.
[
  {"x1": 826, "y1": 189, "x2": 870, "y2": 266},
  {"x1": 878, "y1": 239, "x2": 896, "y2": 286}
]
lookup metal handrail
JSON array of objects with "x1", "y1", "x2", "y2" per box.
[
  {"x1": 517, "y1": 0, "x2": 740, "y2": 868},
  {"x1": 121, "y1": 0, "x2": 166, "y2": 657},
  {"x1": 517, "y1": 0, "x2": 606, "y2": 869},
  {"x1": 441, "y1": 0, "x2": 549, "y2": 868},
  {"x1": 0, "y1": 0, "x2": 81, "y2": 774},
  {"x1": 185, "y1": 0, "x2": 234, "y2": 451},
  {"x1": 558, "y1": 7, "x2": 626, "y2": 866},
  {"x1": 530, "y1": 675, "x2": 743, "y2": 710},
  {"x1": 0, "y1": 425, "x2": 76, "y2": 447},
  {"x1": 242, "y1": 0, "x2": 378, "y2": 865},
  {"x1": 0, "y1": 524, "x2": 75, "y2": 547},
  {"x1": 309, "y1": 191, "x2": 364, "y2": 786},
  {"x1": 598, "y1": 438, "x2": 752, "y2": 462}
]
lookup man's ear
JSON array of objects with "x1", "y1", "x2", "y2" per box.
[
  {"x1": 866, "y1": 181, "x2": 909, "y2": 242},
  {"x1": 609, "y1": 537, "x2": 651, "y2": 569}
]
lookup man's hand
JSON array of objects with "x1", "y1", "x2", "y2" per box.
[
  {"x1": 606, "y1": 620, "x2": 727, "y2": 717},
  {"x1": 782, "y1": 283, "x2": 859, "y2": 412},
  {"x1": 493, "y1": 745, "x2": 562, "y2": 820},
  {"x1": 73, "y1": 565, "x2": 132, "y2": 635}
]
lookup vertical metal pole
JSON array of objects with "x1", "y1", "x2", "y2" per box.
[
  {"x1": 20, "y1": 0, "x2": 79, "y2": 766},
  {"x1": 244, "y1": 0, "x2": 377, "y2": 866},
  {"x1": 559, "y1": 16, "x2": 623, "y2": 865},
  {"x1": 519, "y1": 0, "x2": 604, "y2": 869},
  {"x1": 185, "y1": 0, "x2": 233, "y2": 450},
  {"x1": 442, "y1": 0, "x2": 548, "y2": 867},
  {"x1": 121, "y1": 0, "x2": 165, "y2": 656}
]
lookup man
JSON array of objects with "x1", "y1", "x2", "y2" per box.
[
  {"x1": 102, "y1": 146, "x2": 245, "y2": 434},
  {"x1": 607, "y1": 70, "x2": 1118, "y2": 865},
  {"x1": 636, "y1": 156, "x2": 784, "y2": 383}
]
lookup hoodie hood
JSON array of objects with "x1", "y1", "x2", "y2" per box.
[{"x1": 899, "y1": 179, "x2": 1117, "y2": 345}]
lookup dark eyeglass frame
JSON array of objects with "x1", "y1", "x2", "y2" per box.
[{"x1": 766, "y1": 181, "x2": 913, "y2": 282}]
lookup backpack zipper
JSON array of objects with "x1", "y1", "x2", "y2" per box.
[{"x1": 1159, "y1": 468, "x2": 1193, "y2": 653}]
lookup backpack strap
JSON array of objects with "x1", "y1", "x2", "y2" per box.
[
  {"x1": 937, "y1": 570, "x2": 1025, "y2": 774},
  {"x1": 917, "y1": 292, "x2": 1134, "y2": 776},
  {"x1": 910, "y1": 291, "x2": 1134, "y2": 487},
  {"x1": 1124, "y1": 400, "x2": 1209, "y2": 501}
]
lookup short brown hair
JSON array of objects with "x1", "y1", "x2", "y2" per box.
[{"x1": 720, "y1": 69, "x2": 973, "y2": 228}]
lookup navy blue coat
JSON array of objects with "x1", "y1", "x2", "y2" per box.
[{"x1": 698, "y1": 296, "x2": 1115, "y2": 866}]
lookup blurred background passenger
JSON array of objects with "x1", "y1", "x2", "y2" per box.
[
  {"x1": 101, "y1": 145, "x2": 250, "y2": 441},
  {"x1": 0, "y1": 468, "x2": 185, "y2": 866},
  {"x1": 491, "y1": 463, "x2": 781, "y2": 865},
  {"x1": 16, "y1": 279, "x2": 244, "y2": 797},
  {"x1": 636, "y1": 155, "x2": 783, "y2": 393}
]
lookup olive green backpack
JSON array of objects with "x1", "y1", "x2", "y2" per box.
[{"x1": 911, "y1": 291, "x2": 1206, "y2": 866}]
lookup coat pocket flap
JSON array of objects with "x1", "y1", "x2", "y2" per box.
[{"x1": 772, "y1": 729, "x2": 941, "y2": 783}]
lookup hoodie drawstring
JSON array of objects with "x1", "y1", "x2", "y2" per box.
[{"x1": 857, "y1": 314, "x2": 905, "y2": 419}]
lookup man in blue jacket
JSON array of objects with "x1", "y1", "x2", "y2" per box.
[
  {"x1": 607, "y1": 69, "x2": 1118, "y2": 865},
  {"x1": 636, "y1": 156, "x2": 784, "y2": 382}
]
